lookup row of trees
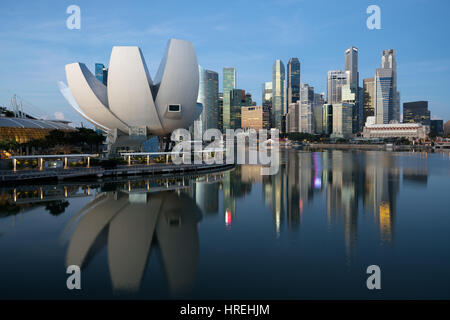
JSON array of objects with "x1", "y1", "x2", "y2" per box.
[{"x1": 0, "y1": 128, "x2": 105, "y2": 156}]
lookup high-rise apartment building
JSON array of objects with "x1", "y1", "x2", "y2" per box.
[
  {"x1": 272, "y1": 60, "x2": 285, "y2": 131},
  {"x1": 287, "y1": 58, "x2": 301, "y2": 106},
  {"x1": 222, "y1": 67, "x2": 236, "y2": 130}
]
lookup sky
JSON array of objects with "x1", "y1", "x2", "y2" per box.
[{"x1": 0, "y1": 0, "x2": 449, "y2": 127}]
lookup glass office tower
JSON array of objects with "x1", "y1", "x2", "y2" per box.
[{"x1": 272, "y1": 60, "x2": 285, "y2": 131}]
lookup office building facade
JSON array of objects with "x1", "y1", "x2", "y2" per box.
[
  {"x1": 374, "y1": 68, "x2": 394, "y2": 124},
  {"x1": 332, "y1": 103, "x2": 353, "y2": 138},
  {"x1": 272, "y1": 60, "x2": 285, "y2": 131},
  {"x1": 222, "y1": 67, "x2": 236, "y2": 130},
  {"x1": 363, "y1": 78, "x2": 375, "y2": 124},
  {"x1": 95, "y1": 63, "x2": 108, "y2": 85},
  {"x1": 327, "y1": 70, "x2": 347, "y2": 105},
  {"x1": 403, "y1": 101, "x2": 430, "y2": 126},
  {"x1": 241, "y1": 106, "x2": 269, "y2": 130},
  {"x1": 287, "y1": 58, "x2": 301, "y2": 106}
]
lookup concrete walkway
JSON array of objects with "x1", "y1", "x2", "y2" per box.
[{"x1": 0, "y1": 162, "x2": 235, "y2": 183}]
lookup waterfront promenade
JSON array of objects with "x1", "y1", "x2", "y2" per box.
[{"x1": 0, "y1": 162, "x2": 234, "y2": 183}]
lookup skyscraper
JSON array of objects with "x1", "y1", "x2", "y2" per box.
[
  {"x1": 262, "y1": 82, "x2": 273, "y2": 104},
  {"x1": 313, "y1": 93, "x2": 325, "y2": 134},
  {"x1": 375, "y1": 68, "x2": 394, "y2": 124},
  {"x1": 222, "y1": 67, "x2": 236, "y2": 130},
  {"x1": 403, "y1": 101, "x2": 430, "y2": 126},
  {"x1": 95, "y1": 63, "x2": 108, "y2": 85},
  {"x1": 272, "y1": 60, "x2": 285, "y2": 130},
  {"x1": 262, "y1": 82, "x2": 273, "y2": 128},
  {"x1": 345, "y1": 46, "x2": 361, "y2": 132},
  {"x1": 287, "y1": 58, "x2": 301, "y2": 106},
  {"x1": 377, "y1": 49, "x2": 400, "y2": 123},
  {"x1": 327, "y1": 70, "x2": 347, "y2": 104},
  {"x1": 287, "y1": 102, "x2": 300, "y2": 133},
  {"x1": 363, "y1": 78, "x2": 375, "y2": 125},
  {"x1": 197, "y1": 66, "x2": 219, "y2": 133},
  {"x1": 332, "y1": 103, "x2": 353, "y2": 138},
  {"x1": 218, "y1": 92, "x2": 223, "y2": 130},
  {"x1": 229, "y1": 88, "x2": 246, "y2": 129},
  {"x1": 345, "y1": 47, "x2": 359, "y2": 94},
  {"x1": 322, "y1": 104, "x2": 333, "y2": 135},
  {"x1": 299, "y1": 83, "x2": 314, "y2": 134}
]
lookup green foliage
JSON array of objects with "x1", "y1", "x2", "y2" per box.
[
  {"x1": 0, "y1": 128, "x2": 106, "y2": 154},
  {"x1": 395, "y1": 137, "x2": 411, "y2": 145},
  {"x1": 287, "y1": 132, "x2": 323, "y2": 142}
]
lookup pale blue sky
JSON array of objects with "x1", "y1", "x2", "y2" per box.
[{"x1": 0, "y1": 0, "x2": 449, "y2": 126}]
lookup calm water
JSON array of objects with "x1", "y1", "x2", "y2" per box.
[{"x1": 0, "y1": 149, "x2": 449, "y2": 299}]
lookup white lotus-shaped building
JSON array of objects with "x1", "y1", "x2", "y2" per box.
[{"x1": 60, "y1": 39, "x2": 202, "y2": 137}]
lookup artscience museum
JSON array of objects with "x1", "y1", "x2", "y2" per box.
[{"x1": 59, "y1": 38, "x2": 202, "y2": 154}]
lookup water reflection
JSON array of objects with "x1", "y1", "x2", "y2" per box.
[
  {"x1": 0, "y1": 150, "x2": 443, "y2": 298},
  {"x1": 220, "y1": 151, "x2": 406, "y2": 257}
]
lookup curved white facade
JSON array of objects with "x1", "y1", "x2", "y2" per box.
[{"x1": 61, "y1": 39, "x2": 201, "y2": 136}]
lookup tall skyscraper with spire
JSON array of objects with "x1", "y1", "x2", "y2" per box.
[
  {"x1": 345, "y1": 47, "x2": 359, "y2": 93},
  {"x1": 344, "y1": 46, "x2": 361, "y2": 132},
  {"x1": 272, "y1": 59, "x2": 285, "y2": 130},
  {"x1": 375, "y1": 49, "x2": 399, "y2": 124},
  {"x1": 287, "y1": 58, "x2": 300, "y2": 106}
]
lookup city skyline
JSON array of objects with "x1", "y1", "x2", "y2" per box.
[{"x1": 0, "y1": 0, "x2": 449, "y2": 126}]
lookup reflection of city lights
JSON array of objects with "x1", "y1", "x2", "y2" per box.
[
  {"x1": 225, "y1": 209, "x2": 232, "y2": 227},
  {"x1": 314, "y1": 176, "x2": 322, "y2": 189}
]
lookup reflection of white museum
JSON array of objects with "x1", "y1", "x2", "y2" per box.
[{"x1": 66, "y1": 191, "x2": 201, "y2": 295}]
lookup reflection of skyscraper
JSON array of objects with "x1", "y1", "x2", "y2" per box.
[
  {"x1": 195, "y1": 178, "x2": 219, "y2": 215},
  {"x1": 221, "y1": 167, "x2": 252, "y2": 228},
  {"x1": 325, "y1": 151, "x2": 359, "y2": 264},
  {"x1": 363, "y1": 152, "x2": 399, "y2": 244},
  {"x1": 261, "y1": 151, "x2": 285, "y2": 236},
  {"x1": 286, "y1": 150, "x2": 301, "y2": 232}
]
